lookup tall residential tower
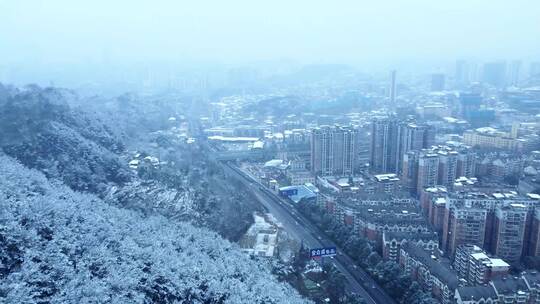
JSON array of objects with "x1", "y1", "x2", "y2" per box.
[
  {"x1": 311, "y1": 125, "x2": 358, "y2": 176},
  {"x1": 370, "y1": 118, "x2": 434, "y2": 174}
]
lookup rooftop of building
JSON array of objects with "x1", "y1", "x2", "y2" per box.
[
  {"x1": 264, "y1": 159, "x2": 287, "y2": 170},
  {"x1": 361, "y1": 207, "x2": 424, "y2": 222},
  {"x1": 423, "y1": 186, "x2": 448, "y2": 194},
  {"x1": 488, "y1": 258, "x2": 510, "y2": 268},
  {"x1": 402, "y1": 243, "x2": 459, "y2": 289},
  {"x1": 311, "y1": 125, "x2": 357, "y2": 132},
  {"x1": 279, "y1": 184, "x2": 318, "y2": 204},
  {"x1": 466, "y1": 250, "x2": 510, "y2": 268},
  {"x1": 491, "y1": 276, "x2": 529, "y2": 295},
  {"x1": 448, "y1": 190, "x2": 536, "y2": 201},
  {"x1": 434, "y1": 197, "x2": 448, "y2": 205},
  {"x1": 456, "y1": 285, "x2": 497, "y2": 301},
  {"x1": 522, "y1": 270, "x2": 540, "y2": 287},
  {"x1": 528, "y1": 193, "x2": 540, "y2": 200},
  {"x1": 337, "y1": 191, "x2": 413, "y2": 202},
  {"x1": 337, "y1": 201, "x2": 426, "y2": 225},
  {"x1": 287, "y1": 170, "x2": 313, "y2": 177},
  {"x1": 207, "y1": 135, "x2": 261, "y2": 142},
  {"x1": 383, "y1": 231, "x2": 438, "y2": 243},
  {"x1": 373, "y1": 173, "x2": 400, "y2": 182}
]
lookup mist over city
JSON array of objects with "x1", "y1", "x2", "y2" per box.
[{"x1": 1, "y1": 1, "x2": 540, "y2": 304}]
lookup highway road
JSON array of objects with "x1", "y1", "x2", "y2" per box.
[{"x1": 222, "y1": 162, "x2": 396, "y2": 304}]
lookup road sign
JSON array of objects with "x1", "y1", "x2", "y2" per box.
[{"x1": 310, "y1": 247, "x2": 337, "y2": 258}]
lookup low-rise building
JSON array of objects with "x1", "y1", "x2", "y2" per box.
[
  {"x1": 382, "y1": 231, "x2": 438, "y2": 262},
  {"x1": 490, "y1": 276, "x2": 530, "y2": 304},
  {"x1": 464, "y1": 128, "x2": 524, "y2": 152},
  {"x1": 278, "y1": 184, "x2": 318, "y2": 204},
  {"x1": 455, "y1": 271, "x2": 540, "y2": 303},
  {"x1": 455, "y1": 285, "x2": 498, "y2": 304},
  {"x1": 286, "y1": 170, "x2": 316, "y2": 186},
  {"x1": 400, "y1": 243, "x2": 459, "y2": 304},
  {"x1": 322, "y1": 193, "x2": 428, "y2": 242}
]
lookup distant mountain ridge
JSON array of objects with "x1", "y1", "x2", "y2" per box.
[{"x1": 0, "y1": 85, "x2": 131, "y2": 193}]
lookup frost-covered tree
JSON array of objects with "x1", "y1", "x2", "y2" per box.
[{"x1": 0, "y1": 155, "x2": 310, "y2": 304}]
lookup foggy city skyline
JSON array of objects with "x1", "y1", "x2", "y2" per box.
[
  {"x1": 2, "y1": 2, "x2": 540, "y2": 304},
  {"x1": 1, "y1": 0, "x2": 540, "y2": 88}
]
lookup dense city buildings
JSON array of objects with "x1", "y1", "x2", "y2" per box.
[
  {"x1": 320, "y1": 193, "x2": 428, "y2": 242},
  {"x1": 200, "y1": 63, "x2": 540, "y2": 303},
  {"x1": 164, "y1": 51, "x2": 540, "y2": 304},
  {"x1": 402, "y1": 146, "x2": 476, "y2": 195},
  {"x1": 435, "y1": 191, "x2": 540, "y2": 262}
]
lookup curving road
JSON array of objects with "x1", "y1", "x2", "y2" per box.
[{"x1": 222, "y1": 162, "x2": 396, "y2": 304}]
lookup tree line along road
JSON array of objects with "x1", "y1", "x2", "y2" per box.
[{"x1": 221, "y1": 161, "x2": 397, "y2": 304}]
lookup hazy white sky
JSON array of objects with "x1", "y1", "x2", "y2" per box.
[{"x1": 1, "y1": 0, "x2": 539, "y2": 66}]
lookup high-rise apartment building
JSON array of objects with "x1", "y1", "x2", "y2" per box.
[
  {"x1": 389, "y1": 70, "x2": 397, "y2": 104},
  {"x1": 401, "y1": 146, "x2": 475, "y2": 195},
  {"x1": 417, "y1": 152, "x2": 440, "y2": 193},
  {"x1": 370, "y1": 118, "x2": 433, "y2": 174},
  {"x1": 457, "y1": 150, "x2": 476, "y2": 178},
  {"x1": 528, "y1": 208, "x2": 540, "y2": 257},
  {"x1": 454, "y1": 245, "x2": 509, "y2": 285},
  {"x1": 508, "y1": 60, "x2": 521, "y2": 86},
  {"x1": 455, "y1": 60, "x2": 470, "y2": 88},
  {"x1": 431, "y1": 73, "x2": 446, "y2": 91},
  {"x1": 311, "y1": 125, "x2": 358, "y2": 176},
  {"x1": 370, "y1": 118, "x2": 400, "y2": 174},
  {"x1": 482, "y1": 61, "x2": 507, "y2": 88},
  {"x1": 438, "y1": 150, "x2": 459, "y2": 187},
  {"x1": 402, "y1": 151, "x2": 420, "y2": 194},
  {"x1": 438, "y1": 192, "x2": 540, "y2": 263},
  {"x1": 491, "y1": 204, "x2": 528, "y2": 263},
  {"x1": 442, "y1": 203, "x2": 488, "y2": 256},
  {"x1": 397, "y1": 123, "x2": 435, "y2": 171},
  {"x1": 459, "y1": 93, "x2": 482, "y2": 119}
]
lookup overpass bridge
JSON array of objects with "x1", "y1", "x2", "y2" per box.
[{"x1": 210, "y1": 150, "x2": 264, "y2": 161}]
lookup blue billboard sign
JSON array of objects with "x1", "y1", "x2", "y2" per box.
[
  {"x1": 279, "y1": 188, "x2": 298, "y2": 197},
  {"x1": 310, "y1": 247, "x2": 337, "y2": 258}
]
